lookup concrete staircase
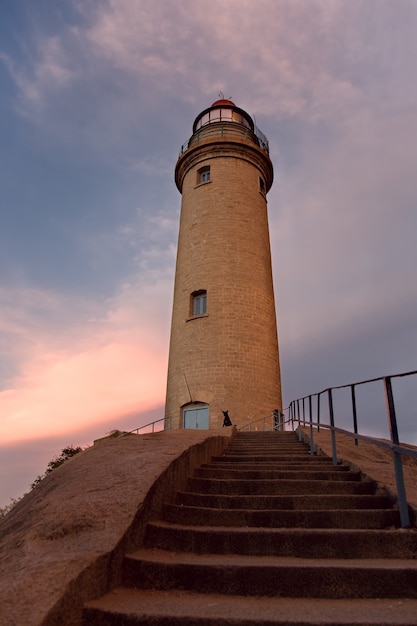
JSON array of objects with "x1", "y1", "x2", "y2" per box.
[{"x1": 83, "y1": 431, "x2": 417, "y2": 625}]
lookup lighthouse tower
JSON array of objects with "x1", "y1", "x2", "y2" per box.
[{"x1": 165, "y1": 98, "x2": 282, "y2": 430}]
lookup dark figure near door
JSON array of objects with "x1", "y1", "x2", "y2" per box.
[{"x1": 222, "y1": 410, "x2": 232, "y2": 427}]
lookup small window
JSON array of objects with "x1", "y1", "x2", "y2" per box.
[
  {"x1": 259, "y1": 177, "x2": 266, "y2": 194},
  {"x1": 198, "y1": 166, "x2": 210, "y2": 184},
  {"x1": 191, "y1": 290, "x2": 207, "y2": 316}
]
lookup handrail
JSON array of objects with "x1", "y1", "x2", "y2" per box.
[
  {"x1": 285, "y1": 369, "x2": 417, "y2": 528},
  {"x1": 127, "y1": 412, "x2": 291, "y2": 435},
  {"x1": 296, "y1": 421, "x2": 417, "y2": 459},
  {"x1": 123, "y1": 369, "x2": 416, "y2": 527},
  {"x1": 124, "y1": 416, "x2": 172, "y2": 436},
  {"x1": 239, "y1": 411, "x2": 290, "y2": 432},
  {"x1": 290, "y1": 369, "x2": 417, "y2": 401}
]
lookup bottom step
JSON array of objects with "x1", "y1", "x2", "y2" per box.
[{"x1": 83, "y1": 588, "x2": 417, "y2": 625}]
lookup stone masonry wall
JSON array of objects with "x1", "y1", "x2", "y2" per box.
[{"x1": 166, "y1": 131, "x2": 282, "y2": 429}]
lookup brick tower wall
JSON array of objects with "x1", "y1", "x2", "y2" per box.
[{"x1": 165, "y1": 126, "x2": 282, "y2": 430}]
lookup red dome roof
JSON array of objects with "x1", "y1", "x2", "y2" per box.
[{"x1": 211, "y1": 98, "x2": 235, "y2": 107}]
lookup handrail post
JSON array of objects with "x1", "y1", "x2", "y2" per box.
[
  {"x1": 328, "y1": 388, "x2": 338, "y2": 466},
  {"x1": 384, "y1": 376, "x2": 410, "y2": 528},
  {"x1": 297, "y1": 400, "x2": 302, "y2": 441},
  {"x1": 308, "y1": 394, "x2": 315, "y2": 455},
  {"x1": 351, "y1": 384, "x2": 359, "y2": 446},
  {"x1": 317, "y1": 393, "x2": 321, "y2": 432},
  {"x1": 302, "y1": 397, "x2": 306, "y2": 426}
]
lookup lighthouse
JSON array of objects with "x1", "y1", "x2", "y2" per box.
[{"x1": 165, "y1": 98, "x2": 282, "y2": 430}]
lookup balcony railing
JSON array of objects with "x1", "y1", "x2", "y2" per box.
[{"x1": 179, "y1": 122, "x2": 269, "y2": 157}]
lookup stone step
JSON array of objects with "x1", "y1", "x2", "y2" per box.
[
  {"x1": 205, "y1": 460, "x2": 337, "y2": 470},
  {"x1": 121, "y1": 549, "x2": 417, "y2": 599},
  {"x1": 231, "y1": 434, "x2": 302, "y2": 438},
  {"x1": 83, "y1": 588, "x2": 417, "y2": 625},
  {"x1": 145, "y1": 523, "x2": 417, "y2": 558},
  {"x1": 81, "y1": 430, "x2": 416, "y2": 625},
  {"x1": 229, "y1": 435, "x2": 305, "y2": 442},
  {"x1": 175, "y1": 491, "x2": 393, "y2": 510},
  {"x1": 194, "y1": 467, "x2": 360, "y2": 480},
  {"x1": 231, "y1": 435, "x2": 302, "y2": 438},
  {"x1": 223, "y1": 450, "x2": 312, "y2": 456},
  {"x1": 186, "y1": 477, "x2": 376, "y2": 495},
  {"x1": 228, "y1": 439, "x2": 307, "y2": 444},
  {"x1": 163, "y1": 503, "x2": 399, "y2": 528},
  {"x1": 225, "y1": 444, "x2": 310, "y2": 451},
  {"x1": 223, "y1": 445, "x2": 309, "y2": 450},
  {"x1": 212, "y1": 454, "x2": 333, "y2": 462},
  {"x1": 236, "y1": 431, "x2": 296, "y2": 434}
]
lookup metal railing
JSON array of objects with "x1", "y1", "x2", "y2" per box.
[
  {"x1": 125, "y1": 416, "x2": 172, "y2": 436},
  {"x1": 285, "y1": 369, "x2": 417, "y2": 528},
  {"x1": 254, "y1": 124, "x2": 270, "y2": 153},
  {"x1": 179, "y1": 122, "x2": 269, "y2": 157},
  {"x1": 121, "y1": 370, "x2": 416, "y2": 526},
  {"x1": 239, "y1": 411, "x2": 289, "y2": 432}
]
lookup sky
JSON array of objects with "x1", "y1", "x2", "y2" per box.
[{"x1": 1, "y1": 0, "x2": 416, "y2": 507}]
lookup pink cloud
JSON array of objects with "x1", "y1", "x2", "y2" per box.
[
  {"x1": 0, "y1": 343, "x2": 165, "y2": 443},
  {"x1": 0, "y1": 339, "x2": 167, "y2": 445},
  {"x1": 0, "y1": 279, "x2": 171, "y2": 445}
]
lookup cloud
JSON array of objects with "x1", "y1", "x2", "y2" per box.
[
  {"x1": 79, "y1": 0, "x2": 415, "y2": 123},
  {"x1": 0, "y1": 340, "x2": 164, "y2": 442},
  {"x1": 129, "y1": 156, "x2": 172, "y2": 177},
  {"x1": 1, "y1": 33, "x2": 75, "y2": 118},
  {"x1": 1, "y1": 0, "x2": 416, "y2": 473},
  {"x1": 77, "y1": 203, "x2": 178, "y2": 278},
  {"x1": 5, "y1": 0, "x2": 415, "y2": 182},
  {"x1": 6, "y1": 0, "x2": 413, "y2": 375},
  {"x1": 0, "y1": 274, "x2": 172, "y2": 445},
  {"x1": 270, "y1": 98, "x2": 417, "y2": 354},
  {"x1": 1, "y1": 0, "x2": 373, "y2": 126},
  {"x1": 84, "y1": 0, "x2": 357, "y2": 120}
]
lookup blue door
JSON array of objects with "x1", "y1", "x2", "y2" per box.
[{"x1": 183, "y1": 405, "x2": 209, "y2": 429}]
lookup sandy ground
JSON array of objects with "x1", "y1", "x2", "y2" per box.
[{"x1": 0, "y1": 429, "x2": 231, "y2": 626}]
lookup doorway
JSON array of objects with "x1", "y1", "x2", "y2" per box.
[{"x1": 183, "y1": 405, "x2": 209, "y2": 429}]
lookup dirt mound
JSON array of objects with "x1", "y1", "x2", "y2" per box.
[{"x1": 0, "y1": 429, "x2": 230, "y2": 626}]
